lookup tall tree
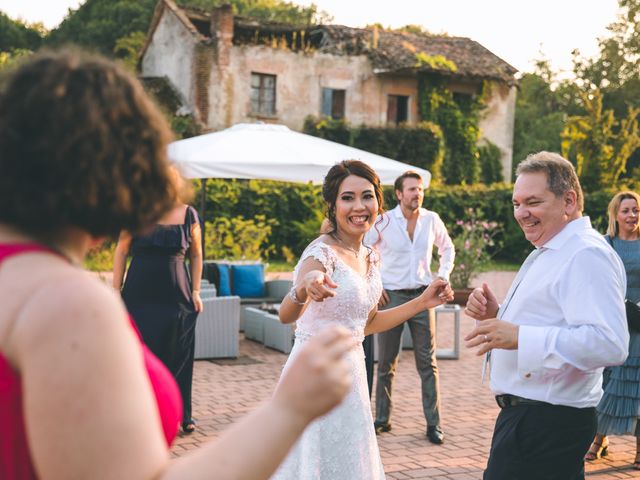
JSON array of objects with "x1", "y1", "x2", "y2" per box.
[
  {"x1": 561, "y1": 89, "x2": 640, "y2": 190},
  {"x1": 515, "y1": 1, "x2": 640, "y2": 180},
  {"x1": 46, "y1": 0, "x2": 331, "y2": 60},
  {"x1": 569, "y1": 0, "x2": 640, "y2": 177},
  {"x1": 0, "y1": 11, "x2": 45, "y2": 52},
  {"x1": 572, "y1": 0, "x2": 640, "y2": 115},
  {"x1": 512, "y1": 57, "x2": 582, "y2": 169},
  {"x1": 46, "y1": 0, "x2": 157, "y2": 56}
]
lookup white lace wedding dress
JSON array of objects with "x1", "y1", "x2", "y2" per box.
[{"x1": 271, "y1": 241, "x2": 386, "y2": 480}]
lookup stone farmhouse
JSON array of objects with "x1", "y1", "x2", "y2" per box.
[{"x1": 140, "y1": 0, "x2": 518, "y2": 179}]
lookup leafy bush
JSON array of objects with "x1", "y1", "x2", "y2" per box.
[
  {"x1": 46, "y1": 0, "x2": 157, "y2": 55},
  {"x1": 584, "y1": 187, "x2": 617, "y2": 233},
  {"x1": 478, "y1": 141, "x2": 504, "y2": 184},
  {"x1": 204, "y1": 214, "x2": 277, "y2": 260},
  {"x1": 426, "y1": 184, "x2": 532, "y2": 263},
  {"x1": 84, "y1": 240, "x2": 116, "y2": 271},
  {"x1": 291, "y1": 209, "x2": 326, "y2": 253},
  {"x1": 170, "y1": 114, "x2": 202, "y2": 140},
  {"x1": 0, "y1": 12, "x2": 44, "y2": 52},
  {"x1": 303, "y1": 117, "x2": 445, "y2": 181},
  {"x1": 417, "y1": 73, "x2": 486, "y2": 184},
  {"x1": 302, "y1": 116, "x2": 352, "y2": 145},
  {"x1": 356, "y1": 122, "x2": 444, "y2": 180},
  {"x1": 203, "y1": 178, "x2": 324, "y2": 257},
  {"x1": 449, "y1": 209, "x2": 500, "y2": 289},
  {"x1": 561, "y1": 89, "x2": 640, "y2": 191},
  {"x1": 80, "y1": 180, "x2": 618, "y2": 272}
]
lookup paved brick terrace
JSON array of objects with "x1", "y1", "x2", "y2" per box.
[{"x1": 172, "y1": 272, "x2": 640, "y2": 479}]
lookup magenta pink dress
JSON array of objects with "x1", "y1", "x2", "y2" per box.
[{"x1": 0, "y1": 244, "x2": 182, "y2": 479}]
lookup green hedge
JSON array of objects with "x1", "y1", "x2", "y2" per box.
[
  {"x1": 303, "y1": 117, "x2": 445, "y2": 181},
  {"x1": 478, "y1": 141, "x2": 504, "y2": 184},
  {"x1": 426, "y1": 185, "x2": 614, "y2": 262},
  {"x1": 202, "y1": 178, "x2": 324, "y2": 259},
  {"x1": 422, "y1": 185, "x2": 531, "y2": 262},
  {"x1": 201, "y1": 180, "x2": 616, "y2": 264},
  {"x1": 84, "y1": 181, "x2": 617, "y2": 270}
]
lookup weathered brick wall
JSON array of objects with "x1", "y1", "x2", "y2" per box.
[{"x1": 193, "y1": 42, "x2": 214, "y2": 125}]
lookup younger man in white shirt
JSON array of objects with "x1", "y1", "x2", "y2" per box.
[{"x1": 366, "y1": 171, "x2": 454, "y2": 444}]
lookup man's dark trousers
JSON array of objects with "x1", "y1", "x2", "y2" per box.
[
  {"x1": 375, "y1": 289, "x2": 440, "y2": 428},
  {"x1": 484, "y1": 402, "x2": 596, "y2": 480}
]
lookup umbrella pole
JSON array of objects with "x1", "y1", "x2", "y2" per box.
[{"x1": 199, "y1": 178, "x2": 207, "y2": 261}]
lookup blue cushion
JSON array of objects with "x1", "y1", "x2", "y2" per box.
[
  {"x1": 216, "y1": 263, "x2": 232, "y2": 296},
  {"x1": 231, "y1": 264, "x2": 265, "y2": 298}
]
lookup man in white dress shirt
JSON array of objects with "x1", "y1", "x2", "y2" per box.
[
  {"x1": 465, "y1": 151, "x2": 629, "y2": 479},
  {"x1": 365, "y1": 171, "x2": 455, "y2": 444}
]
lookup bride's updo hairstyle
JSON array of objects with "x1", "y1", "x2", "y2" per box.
[
  {"x1": 0, "y1": 48, "x2": 177, "y2": 238},
  {"x1": 322, "y1": 160, "x2": 384, "y2": 233}
]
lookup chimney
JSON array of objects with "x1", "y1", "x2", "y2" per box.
[{"x1": 211, "y1": 4, "x2": 233, "y2": 66}]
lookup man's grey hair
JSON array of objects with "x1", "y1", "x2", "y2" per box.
[{"x1": 515, "y1": 151, "x2": 584, "y2": 212}]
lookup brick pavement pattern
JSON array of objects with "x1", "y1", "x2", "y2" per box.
[{"x1": 172, "y1": 272, "x2": 640, "y2": 479}]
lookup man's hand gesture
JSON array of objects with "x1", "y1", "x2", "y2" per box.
[{"x1": 464, "y1": 283, "x2": 499, "y2": 320}]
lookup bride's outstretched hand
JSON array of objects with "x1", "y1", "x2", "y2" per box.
[
  {"x1": 420, "y1": 278, "x2": 454, "y2": 309},
  {"x1": 302, "y1": 270, "x2": 338, "y2": 302}
]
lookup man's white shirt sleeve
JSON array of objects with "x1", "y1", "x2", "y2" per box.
[
  {"x1": 433, "y1": 213, "x2": 455, "y2": 281},
  {"x1": 518, "y1": 246, "x2": 629, "y2": 377},
  {"x1": 490, "y1": 216, "x2": 629, "y2": 407}
]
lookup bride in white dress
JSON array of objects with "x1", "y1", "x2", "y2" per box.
[{"x1": 272, "y1": 161, "x2": 453, "y2": 480}]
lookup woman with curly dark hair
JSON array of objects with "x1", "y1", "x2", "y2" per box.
[{"x1": 0, "y1": 49, "x2": 355, "y2": 480}]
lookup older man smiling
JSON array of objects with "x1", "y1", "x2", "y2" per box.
[{"x1": 465, "y1": 151, "x2": 629, "y2": 480}]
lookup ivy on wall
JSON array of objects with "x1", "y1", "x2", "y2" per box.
[
  {"x1": 417, "y1": 72, "x2": 489, "y2": 185},
  {"x1": 304, "y1": 72, "x2": 492, "y2": 186},
  {"x1": 478, "y1": 140, "x2": 504, "y2": 184},
  {"x1": 414, "y1": 52, "x2": 457, "y2": 72}
]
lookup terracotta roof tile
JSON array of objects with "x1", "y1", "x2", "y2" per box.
[
  {"x1": 173, "y1": 3, "x2": 517, "y2": 84},
  {"x1": 314, "y1": 25, "x2": 517, "y2": 83}
]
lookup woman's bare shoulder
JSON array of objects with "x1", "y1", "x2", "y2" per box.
[
  {"x1": 11, "y1": 267, "x2": 167, "y2": 480},
  {"x1": 11, "y1": 267, "x2": 130, "y2": 360}
]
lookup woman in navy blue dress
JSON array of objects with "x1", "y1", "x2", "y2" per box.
[{"x1": 113, "y1": 201, "x2": 203, "y2": 434}]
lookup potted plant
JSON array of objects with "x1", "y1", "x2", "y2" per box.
[{"x1": 449, "y1": 209, "x2": 500, "y2": 305}]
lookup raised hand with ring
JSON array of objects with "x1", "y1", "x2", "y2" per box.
[{"x1": 464, "y1": 319, "x2": 520, "y2": 356}]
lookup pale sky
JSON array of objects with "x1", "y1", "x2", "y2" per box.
[{"x1": 1, "y1": 0, "x2": 621, "y2": 76}]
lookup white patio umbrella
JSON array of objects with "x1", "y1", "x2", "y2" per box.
[{"x1": 168, "y1": 123, "x2": 431, "y2": 186}]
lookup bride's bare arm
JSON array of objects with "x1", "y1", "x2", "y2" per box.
[
  {"x1": 364, "y1": 279, "x2": 454, "y2": 335},
  {"x1": 279, "y1": 258, "x2": 337, "y2": 324}
]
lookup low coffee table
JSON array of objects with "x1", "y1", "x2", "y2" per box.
[{"x1": 244, "y1": 304, "x2": 294, "y2": 354}]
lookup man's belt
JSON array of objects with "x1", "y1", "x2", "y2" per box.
[
  {"x1": 391, "y1": 286, "x2": 427, "y2": 295},
  {"x1": 495, "y1": 394, "x2": 551, "y2": 409}
]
